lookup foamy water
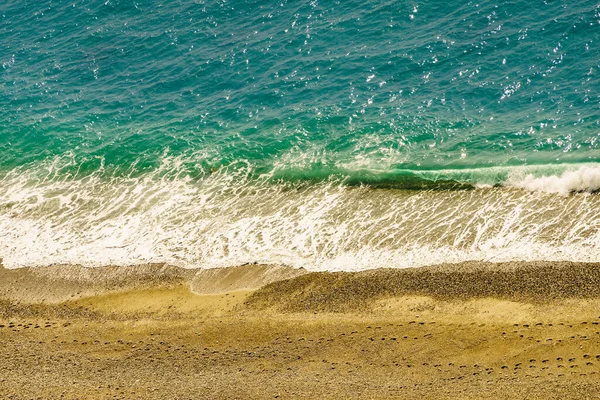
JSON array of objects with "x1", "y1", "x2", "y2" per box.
[
  {"x1": 507, "y1": 165, "x2": 600, "y2": 196},
  {"x1": 2, "y1": 159, "x2": 600, "y2": 271}
]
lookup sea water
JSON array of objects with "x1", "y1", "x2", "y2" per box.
[{"x1": 1, "y1": 0, "x2": 600, "y2": 270}]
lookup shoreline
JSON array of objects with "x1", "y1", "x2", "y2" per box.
[
  {"x1": 3, "y1": 260, "x2": 600, "y2": 304},
  {"x1": 2, "y1": 261, "x2": 600, "y2": 398}
]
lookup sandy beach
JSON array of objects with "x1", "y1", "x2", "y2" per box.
[{"x1": 2, "y1": 261, "x2": 600, "y2": 399}]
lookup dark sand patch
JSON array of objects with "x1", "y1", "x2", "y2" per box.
[{"x1": 246, "y1": 261, "x2": 600, "y2": 312}]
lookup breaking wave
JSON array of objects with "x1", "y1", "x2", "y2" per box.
[{"x1": 2, "y1": 155, "x2": 600, "y2": 271}]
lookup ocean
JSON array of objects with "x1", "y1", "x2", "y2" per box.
[{"x1": 1, "y1": 0, "x2": 600, "y2": 270}]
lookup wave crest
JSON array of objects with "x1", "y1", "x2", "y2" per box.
[{"x1": 507, "y1": 165, "x2": 600, "y2": 195}]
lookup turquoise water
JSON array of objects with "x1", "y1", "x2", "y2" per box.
[{"x1": 1, "y1": 0, "x2": 600, "y2": 269}]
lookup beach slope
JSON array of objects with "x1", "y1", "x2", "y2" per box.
[{"x1": 2, "y1": 262, "x2": 600, "y2": 399}]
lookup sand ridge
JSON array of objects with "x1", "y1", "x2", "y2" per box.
[{"x1": 0, "y1": 262, "x2": 305, "y2": 303}]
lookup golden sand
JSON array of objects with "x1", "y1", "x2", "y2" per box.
[{"x1": 2, "y1": 262, "x2": 600, "y2": 399}]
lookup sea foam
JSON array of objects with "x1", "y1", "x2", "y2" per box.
[
  {"x1": 2, "y1": 158, "x2": 600, "y2": 271},
  {"x1": 507, "y1": 165, "x2": 600, "y2": 196}
]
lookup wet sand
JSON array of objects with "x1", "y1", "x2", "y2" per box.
[{"x1": 2, "y1": 262, "x2": 600, "y2": 399}]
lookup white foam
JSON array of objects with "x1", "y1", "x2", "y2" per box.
[
  {"x1": 507, "y1": 165, "x2": 600, "y2": 195},
  {"x1": 3, "y1": 157, "x2": 600, "y2": 271}
]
